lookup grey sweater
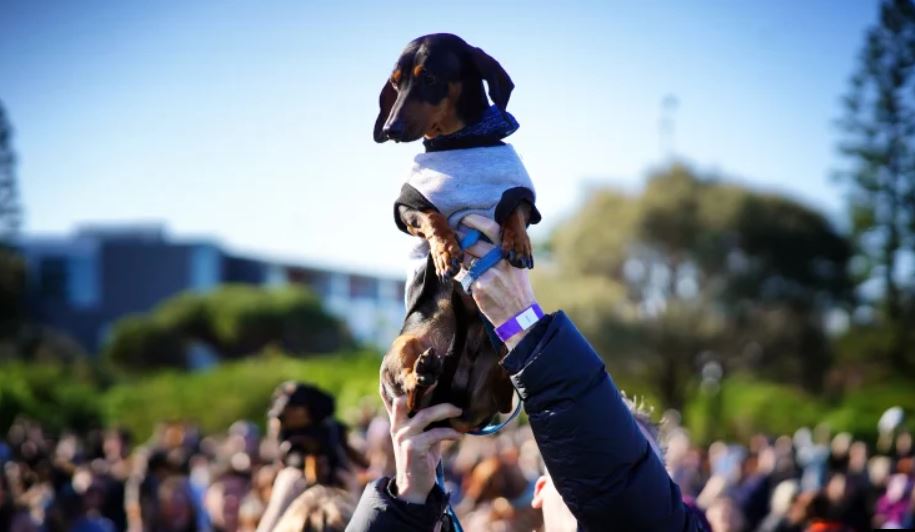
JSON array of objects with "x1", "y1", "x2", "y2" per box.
[{"x1": 396, "y1": 144, "x2": 539, "y2": 263}]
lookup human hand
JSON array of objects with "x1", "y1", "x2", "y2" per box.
[
  {"x1": 383, "y1": 395, "x2": 462, "y2": 504},
  {"x1": 459, "y1": 214, "x2": 538, "y2": 350}
]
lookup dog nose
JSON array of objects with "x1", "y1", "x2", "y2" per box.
[{"x1": 383, "y1": 120, "x2": 405, "y2": 140}]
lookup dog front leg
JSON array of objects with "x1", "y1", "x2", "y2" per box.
[
  {"x1": 398, "y1": 206, "x2": 464, "y2": 281},
  {"x1": 501, "y1": 202, "x2": 534, "y2": 269}
]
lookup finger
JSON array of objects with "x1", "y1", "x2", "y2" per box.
[
  {"x1": 411, "y1": 428, "x2": 462, "y2": 450},
  {"x1": 401, "y1": 403, "x2": 462, "y2": 436},
  {"x1": 460, "y1": 215, "x2": 501, "y2": 244},
  {"x1": 462, "y1": 240, "x2": 497, "y2": 261},
  {"x1": 379, "y1": 384, "x2": 393, "y2": 417},
  {"x1": 390, "y1": 396, "x2": 409, "y2": 429}
]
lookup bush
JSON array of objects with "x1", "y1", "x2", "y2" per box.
[
  {"x1": 199, "y1": 285, "x2": 350, "y2": 356},
  {"x1": 102, "y1": 351, "x2": 380, "y2": 441},
  {"x1": 103, "y1": 315, "x2": 186, "y2": 369},
  {"x1": 683, "y1": 375, "x2": 915, "y2": 444},
  {"x1": 0, "y1": 362, "x2": 103, "y2": 434},
  {"x1": 103, "y1": 285, "x2": 352, "y2": 370}
]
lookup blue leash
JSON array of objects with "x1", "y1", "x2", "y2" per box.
[
  {"x1": 434, "y1": 228, "x2": 524, "y2": 530},
  {"x1": 456, "y1": 228, "x2": 505, "y2": 294}
]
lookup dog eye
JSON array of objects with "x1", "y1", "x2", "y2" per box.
[{"x1": 421, "y1": 71, "x2": 437, "y2": 86}]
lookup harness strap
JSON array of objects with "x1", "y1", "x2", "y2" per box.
[
  {"x1": 456, "y1": 229, "x2": 504, "y2": 293},
  {"x1": 436, "y1": 461, "x2": 463, "y2": 532},
  {"x1": 468, "y1": 393, "x2": 523, "y2": 435},
  {"x1": 434, "y1": 227, "x2": 524, "y2": 529}
]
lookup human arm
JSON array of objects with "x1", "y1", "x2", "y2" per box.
[
  {"x1": 346, "y1": 399, "x2": 461, "y2": 532},
  {"x1": 460, "y1": 214, "x2": 703, "y2": 531}
]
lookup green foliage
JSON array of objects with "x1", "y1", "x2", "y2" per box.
[
  {"x1": 837, "y1": 0, "x2": 915, "y2": 326},
  {"x1": 0, "y1": 352, "x2": 380, "y2": 441},
  {"x1": 685, "y1": 376, "x2": 826, "y2": 443},
  {"x1": 0, "y1": 247, "x2": 24, "y2": 325},
  {"x1": 683, "y1": 375, "x2": 915, "y2": 444},
  {"x1": 543, "y1": 163, "x2": 851, "y2": 407},
  {"x1": 103, "y1": 284, "x2": 352, "y2": 370},
  {"x1": 102, "y1": 351, "x2": 380, "y2": 441},
  {"x1": 0, "y1": 362, "x2": 103, "y2": 434},
  {"x1": 833, "y1": 323, "x2": 915, "y2": 381},
  {"x1": 104, "y1": 315, "x2": 186, "y2": 369}
]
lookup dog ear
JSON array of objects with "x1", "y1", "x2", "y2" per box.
[
  {"x1": 468, "y1": 46, "x2": 514, "y2": 111},
  {"x1": 373, "y1": 80, "x2": 397, "y2": 143}
]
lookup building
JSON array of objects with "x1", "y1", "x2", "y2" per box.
[{"x1": 20, "y1": 224, "x2": 405, "y2": 353}]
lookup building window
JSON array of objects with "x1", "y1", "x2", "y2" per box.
[
  {"x1": 349, "y1": 275, "x2": 376, "y2": 299},
  {"x1": 190, "y1": 246, "x2": 220, "y2": 291},
  {"x1": 39, "y1": 257, "x2": 68, "y2": 301}
]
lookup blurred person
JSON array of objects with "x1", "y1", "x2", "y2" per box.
[
  {"x1": 828, "y1": 433, "x2": 852, "y2": 474},
  {"x1": 68, "y1": 468, "x2": 116, "y2": 532},
  {"x1": 705, "y1": 496, "x2": 745, "y2": 532},
  {"x1": 361, "y1": 415, "x2": 395, "y2": 486},
  {"x1": 205, "y1": 469, "x2": 252, "y2": 532},
  {"x1": 794, "y1": 490, "x2": 851, "y2": 532},
  {"x1": 271, "y1": 484, "x2": 356, "y2": 532},
  {"x1": 874, "y1": 473, "x2": 912, "y2": 529},
  {"x1": 732, "y1": 447, "x2": 775, "y2": 529},
  {"x1": 795, "y1": 427, "x2": 829, "y2": 493},
  {"x1": 252, "y1": 464, "x2": 278, "y2": 510},
  {"x1": 238, "y1": 492, "x2": 265, "y2": 532},
  {"x1": 458, "y1": 455, "x2": 526, "y2": 511},
  {"x1": 666, "y1": 427, "x2": 705, "y2": 497},
  {"x1": 0, "y1": 470, "x2": 36, "y2": 532},
  {"x1": 347, "y1": 215, "x2": 706, "y2": 530},
  {"x1": 153, "y1": 476, "x2": 199, "y2": 532},
  {"x1": 756, "y1": 479, "x2": 799, "y2": 532},
  {"x1": 894, "y1": 431, "x2": 912, "y2": 460}
]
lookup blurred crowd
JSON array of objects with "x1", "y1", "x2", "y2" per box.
[{"x1": 0, "y1": 382, "x2": 913, "y2": 532}]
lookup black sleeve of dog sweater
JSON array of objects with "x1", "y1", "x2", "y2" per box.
[
  {"x1": 494, "y1": 186, "x2": 542, "y2": 226},
  {"x1": 393, "y1": 183, "x2": 439, "y2": 235}
]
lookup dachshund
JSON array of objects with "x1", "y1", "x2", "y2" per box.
[{"x1": 374, "y1": 33, "x2": 540, "y2": 432}]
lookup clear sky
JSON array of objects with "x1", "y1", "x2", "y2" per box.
[{"x1": 0, "y1": 1, "x2": 877, "y2": 276}]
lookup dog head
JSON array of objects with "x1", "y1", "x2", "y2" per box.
[{"x1": 373, "y1": 33, "x2": 514, "y2": 143}]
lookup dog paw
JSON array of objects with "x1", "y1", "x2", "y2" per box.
[
  {"x1": 414, "y1": 347, "x2": 442, "y2": 387},
  {"x1": 431, "y1": 237, "x2": 464, "y2": 282},
  {"x1": 502, "y1": 227, "x2": 534, "y2": 269}
]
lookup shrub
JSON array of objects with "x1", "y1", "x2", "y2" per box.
[
  {"x1": 0, "y1": 362, "x2": 103, "y2": 434},
  {"x1": 103, "y1": 285, "x2": 352, "y2": 370},
  {"x1": 103, "y1": 315, "x2": 186, "y2": 369},
  {"x1": 102, "y1": 351, "x2": 380, "y2": 441}
]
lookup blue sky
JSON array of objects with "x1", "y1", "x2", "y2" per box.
[{"x1": 0, "y1": 1, "x2": 877, "y2": 275}]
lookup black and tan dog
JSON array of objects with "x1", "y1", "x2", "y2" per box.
[{"x1": 375, "y1": 33, "x2": 540, "y2": 432}]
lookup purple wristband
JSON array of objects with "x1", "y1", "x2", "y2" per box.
[{"x1": 495, "y1": 303, "x2": 544, "y2": 343}]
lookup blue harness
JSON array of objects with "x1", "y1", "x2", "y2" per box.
[{"x1": 437, "y1": 228, "x2": 524, "y2": 531}]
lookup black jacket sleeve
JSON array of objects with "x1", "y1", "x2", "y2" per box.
[
  {"x1": 501, "y1": 311, "x2": 704, "y2": 532},
  {"x1": 346, "y1": 477, "x2": 448, "y2": 532}
]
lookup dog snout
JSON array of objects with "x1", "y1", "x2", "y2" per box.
[{"x1": 382, "y1": 119, "x2": 406, "y2": 141}]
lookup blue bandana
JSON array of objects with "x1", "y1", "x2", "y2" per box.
[{"x1": 423, "y1": 105, "x2": 519, "y2": 151}]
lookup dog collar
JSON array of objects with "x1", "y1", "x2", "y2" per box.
[{"x1": 423, "y1": 104, "x2": 519, "y2": 151}]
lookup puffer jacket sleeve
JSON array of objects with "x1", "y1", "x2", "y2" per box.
[
  {"x1": 346, "y1": 477, "x2": 448, "y2": 532},
  {"x1": 502, "y1": 311, "x2": 703, "y2": 531}
]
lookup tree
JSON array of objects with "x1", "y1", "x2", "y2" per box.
[
  {"x1": 0, "y1": 101, "x2": 22, "y2": 243},
  {"x1": 838, "y1": 0, "x2": 915, "y2": 351},
  {"x1": 0, "y1": 102, "x2": 24, "y2": 327},
  {"x1": 103, "y1": 285, "x2": 353, "y2": 370},
  {"x1": 538, "y1": 164, "x2": 851, "y2": 408}
]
